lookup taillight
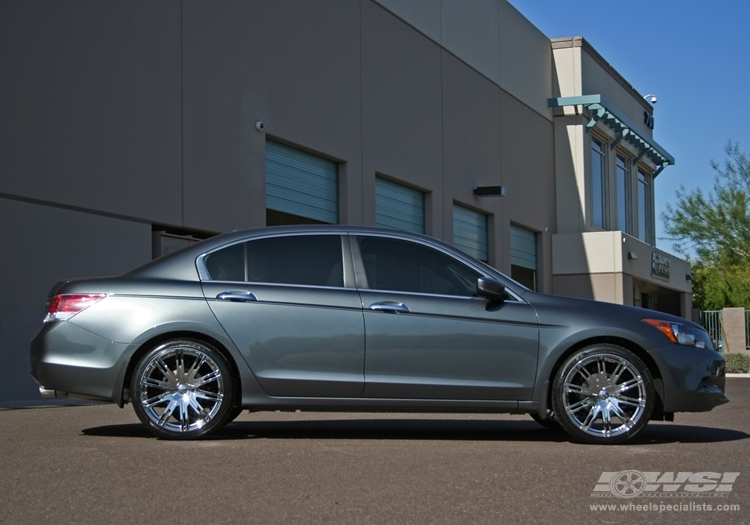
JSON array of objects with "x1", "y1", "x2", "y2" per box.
[{"x1": 44, "y1": 294, "x2": 106, "y2": 322}]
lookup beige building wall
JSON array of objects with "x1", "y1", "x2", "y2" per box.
[
  {"x1": 553, "y1": 37, "x2": 654, "y2": 138},
  {"x1": 549, "y1": 36, "x2": 690, "y2": 317}
]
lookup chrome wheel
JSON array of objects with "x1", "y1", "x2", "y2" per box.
[
  {"x1": 131, "y1": 339, "x2": 233, "y2": 439},
  {"x1": 552, "y1": 345, "x2": 654, "y2": 444}
]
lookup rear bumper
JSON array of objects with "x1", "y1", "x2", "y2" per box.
[{"x1": 30, "y1": 320, "x2": 132, "y2": 403}]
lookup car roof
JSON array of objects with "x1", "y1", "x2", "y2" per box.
[{"x1": 127, "y1": 225, "x2": 466, "y2": 280}]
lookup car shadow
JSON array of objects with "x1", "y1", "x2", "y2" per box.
[{"x1": 81, "y1": 418, "x2": 749, "y2": 444}]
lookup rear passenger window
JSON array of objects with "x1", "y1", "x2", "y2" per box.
[{"x1": 204, "y1": 235, "x2": 343, "y2": 287}]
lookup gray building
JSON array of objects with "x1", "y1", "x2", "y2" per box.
[{"x1": 0, "y1": 0, "x2": 686, "y2": 404}]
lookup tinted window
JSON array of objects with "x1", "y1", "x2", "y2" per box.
[
  {"x1": 205, "y1": 235, "x2": 343, "y2": 287},
  {"x1": 357, "y1": 236, "x2": 480, "y2": 296}
]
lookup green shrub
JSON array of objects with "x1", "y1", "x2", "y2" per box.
[{"x1": 724, "y1": 353, "x2": 750, "y2": 373}]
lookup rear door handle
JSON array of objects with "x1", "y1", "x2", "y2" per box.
[
  {"x1": 216, "y1": 291, "x2": 257, "y2": 302},
  {"x1": 368, "y1": 301, "x2": 410, "y2": 313}
]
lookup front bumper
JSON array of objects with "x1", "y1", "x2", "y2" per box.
[{"x1": 649, "y1": 343, "x2": 728, "y2": 413}]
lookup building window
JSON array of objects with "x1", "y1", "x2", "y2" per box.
[
  {"x1": 591, "y1": 138, "x2": 607, "y2": 230},
  {"x1": 510, "y1": 224, "x2": 537, "y2": 291},
  {"x1": 375, "y1": 177, "x2": 425, "y2": 234},
  {"x1": 453, "y1": 205, "x2": 488, "y2": 262},
  {"x1": 615, "y1": 154, "x2": 630, "y2": 234},
  {"x1": 637, "y1": 169, "x2": 653, "y2": 245},
  {"x1": 266, "y1": 141, "x2": 338, "y2": 226}
]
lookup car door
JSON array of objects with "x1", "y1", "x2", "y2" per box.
[
  {"x1": 353, "y1": 234, "x2": 539, "y2": 401},
  {"x1": 200, "y1": 233, "x2": 365, "y2": 398}
]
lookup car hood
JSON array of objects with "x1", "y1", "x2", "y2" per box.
[{"x1": 520, "y1": 290, "x2": 706, "y2": 351}]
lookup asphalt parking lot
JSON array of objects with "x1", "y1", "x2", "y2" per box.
[{"x1": 0, "y1": 378, "x2": 748, "y2": 525}]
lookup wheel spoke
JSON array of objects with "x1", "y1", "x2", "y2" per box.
[
  {"x1": 155, "y1": 357, "x2": 177, "y2": 386},
  {"x1": 566, "y1": 397, "x2": 591, "y2": 413},
  {"x1": 178, "y1": 399, "x2": 190, "y2": 431},
  {"x1": 596, "y1": 355, "x2": 606, "y2": 379},
  {"x1": 580, "y1": 405, "x2": 601, "y2": 432},
  {"x1": 609, "y1": 403, "x2": 635, "y2": 429},
  {"x1": 612, "y1": 377, "x2": 642, "y2": 395},
  {"x1": 194, "y1": 389, "x2": 222, "y2": 402},
  {"x1": 601, "y1": 406, "x2": 612, "y2": 436},
  {"x1": 572, "y1": 362, "x2": 593, "y2": 382},
  {"x1": 564, "y1": 382, "x2": 596, "y2": 396},
  {"x1": 615, "y1": 395, "x2": 644, "y2": 408},
  {"x1": 143, "y1": 377, "x2": 170, "y2": 390},
  {"x1": 157, "y1": 399, "x2": 179, "y2": 426},
  {"x1": 186, "y1": 354, "x2": 207, "y2": 382},
  {"x1": 143, "y1": 391, "x2": 171, "y2": 408},
  {"x1": 194, "y1": 369, "x2": 222, "y2": 388},
  {"x1": 187, "y1": 396, "x2": 210, "y2": 420},
  {"x1": 609, "y1": 359, "x2": 628, "y2": 386}
]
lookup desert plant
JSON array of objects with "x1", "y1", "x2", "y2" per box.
[{"x1": 724, "y1": 352, "x2": 750, "y2": 374}]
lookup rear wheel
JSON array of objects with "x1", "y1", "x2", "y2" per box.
[
  {"x1": 551, "y1": 344, "x2": 654, "y2": 444},
  {"x1": 131, "y1": 339, "x2": 234, "y2": 439}
]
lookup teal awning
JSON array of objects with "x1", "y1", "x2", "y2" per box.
[{"x1": 548, "y1": 95, "x2": 674, "y2": 176}]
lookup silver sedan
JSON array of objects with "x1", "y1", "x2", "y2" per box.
[{"x1": 31, "y1": 226, "x2": 727, "y2": 444}]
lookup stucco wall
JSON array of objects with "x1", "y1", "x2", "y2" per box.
[{"x1": 0, "y1": 0, "x2": 556, "y2": 403}]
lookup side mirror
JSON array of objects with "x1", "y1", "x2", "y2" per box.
[{"x1": 476, "y1": 277, "x2": 506, "y2": 301}]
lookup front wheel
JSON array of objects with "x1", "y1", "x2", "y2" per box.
[
  {"x1": 551, "y1": 345, "x2": 654, "y2": 444},
  {"x1": 131, "y1": 339, "x2": 234, "y2": 440}
]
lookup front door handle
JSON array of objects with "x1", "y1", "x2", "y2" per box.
[
  {"x1": 368, "y1": 301, "x2": 410, "y2": 313},
  {"x1": 216, "y1": 291, "x2": 257, "y2": 302}
]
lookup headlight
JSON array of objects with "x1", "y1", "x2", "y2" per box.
[{"x1": 642, "y1": 318, "x2": 713, "y2": 349}]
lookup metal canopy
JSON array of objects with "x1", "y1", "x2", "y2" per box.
[{"x1": 548, "y1": 95, "x2": 675, "y2": 177}]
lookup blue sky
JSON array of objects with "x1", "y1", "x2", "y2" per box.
[{"x1": 507, "y1": 0, "x2": 750, "y2": 255}]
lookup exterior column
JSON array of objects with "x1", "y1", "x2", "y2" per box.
[{"x1": 722, "y1": 307, "x2": 748, "y2": 355}]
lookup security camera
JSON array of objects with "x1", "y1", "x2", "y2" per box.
[
  {"x1": 645, "y1": 95, "x2": 657, "y2": 104},
  {"x1": 255, "y1": 121, "x2": 265, "y2": 131}
]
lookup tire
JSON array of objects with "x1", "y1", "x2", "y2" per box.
[
  {"x1": 223, "y1": 405, "x2": 245, "y2": 426},
  {"x1": 530, "y1": 409, "x2": 560, "y2": 430},
  {"x1": 131, "y1": 339, "x2": 234, "y2": 440},
  {"x1": 551, "y1": 344, "x2": 654, "y2": 445}
]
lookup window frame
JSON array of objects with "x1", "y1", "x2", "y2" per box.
[
  {"x1": 637, "y1": 168, "x2": 654, "y2": 245},
  {"x1": 615, "y1": 153, "x2": 632, "y2": 234},
  {"x1": 590, "y1": 136, "x2": 608, "y2": 230}
]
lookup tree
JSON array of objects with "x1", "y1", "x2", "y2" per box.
[
  {"x1": 690, "y1": 261, "x2": 750, "y2": 311},
  {"x1": 662, "y1": 141, "x2": 750, "y2": 310}
]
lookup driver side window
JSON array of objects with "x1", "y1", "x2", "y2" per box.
[{"x1": 356, "y1": 236, "x2": 480, "y2": 297}]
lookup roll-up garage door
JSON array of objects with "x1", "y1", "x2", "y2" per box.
[
  {"x1": 511, "y1": 225, "x2": 536, "y2": 269},
  {"x1": 453, "y1": 205, "x2": 488, "y2": 261},
  {"x1": 375, "y1": 177, "x2": 424, "y2": 234},
  {"x1": 266, "y1": 141, "x2": 338, "y2": 224},
  {"x1": 510, "y1": 224, "x2": 537, "y2": 290}
]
